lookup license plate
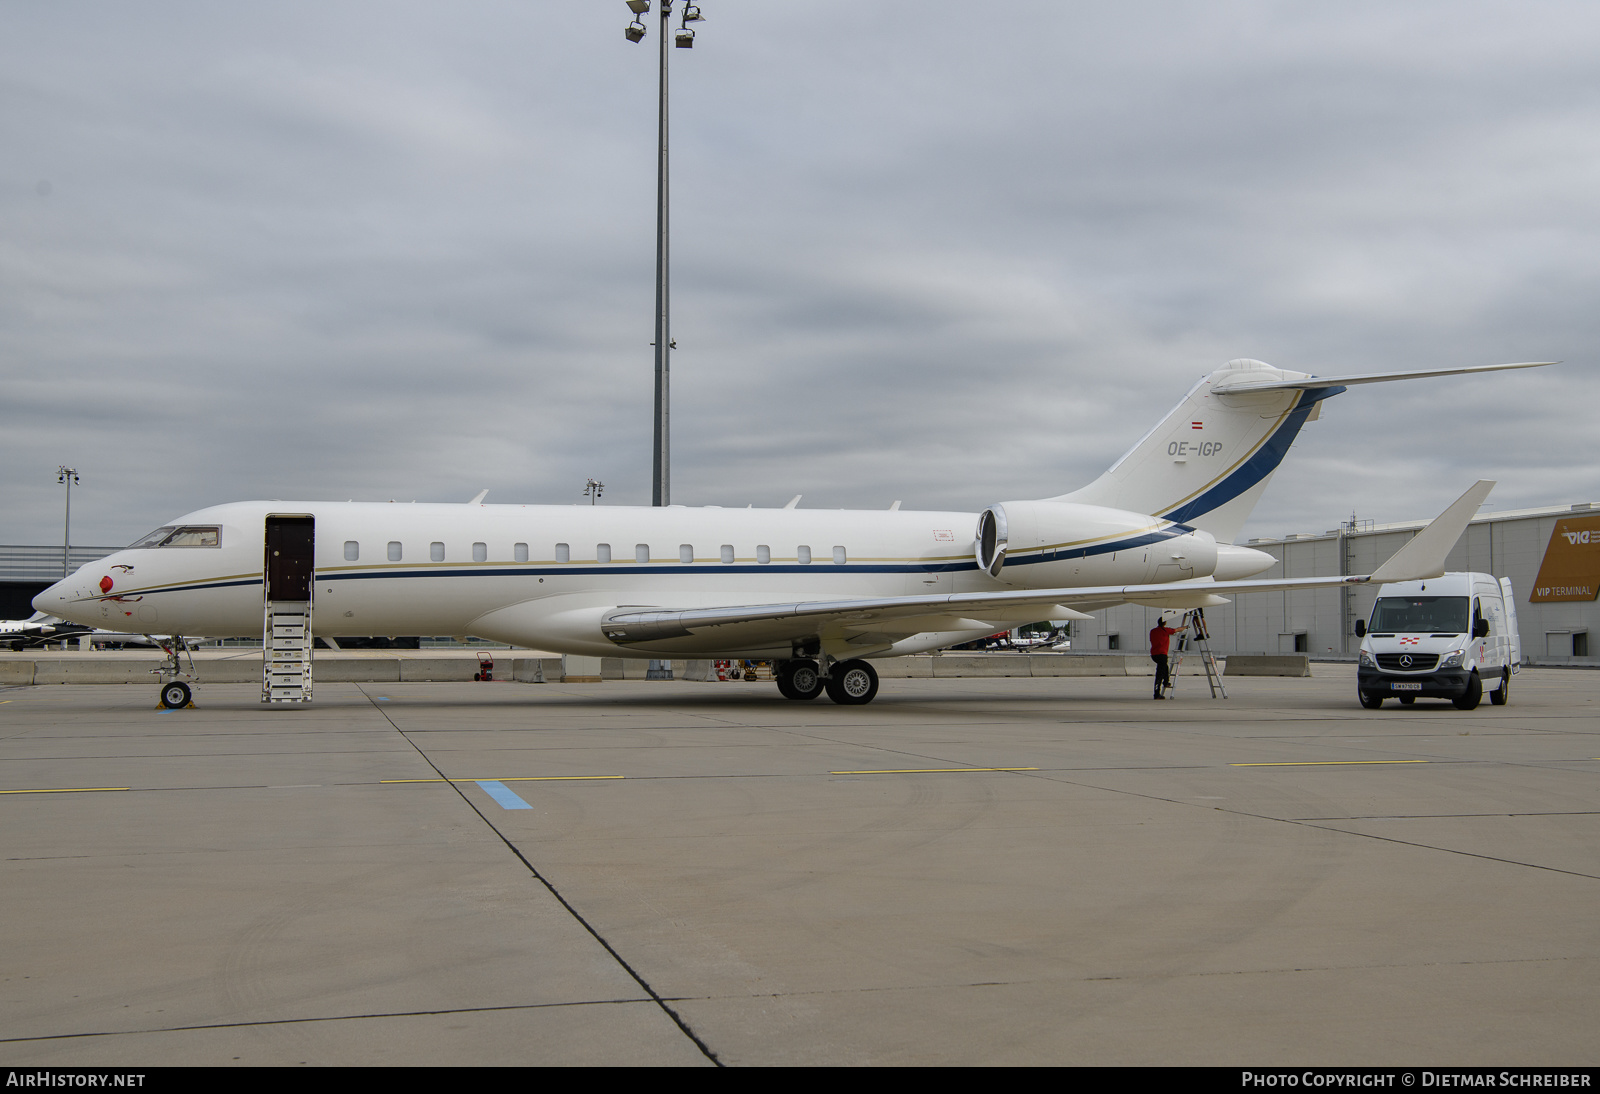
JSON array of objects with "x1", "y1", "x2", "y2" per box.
[{"x1": 1391, "y1": 682, "x2": 1422, "y2": 691}]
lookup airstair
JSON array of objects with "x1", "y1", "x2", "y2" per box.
[{"x1": 264, "y1": 601, "x2": 313, "y2": 702}]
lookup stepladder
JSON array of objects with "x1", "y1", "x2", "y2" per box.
[{"x1": 1164, "y1": 610, "x2": 1227, "y2": 699}]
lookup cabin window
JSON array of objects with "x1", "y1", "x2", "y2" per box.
[
  {"x1": 721, "y1": 544, "x2": 735, "y2": 564},
  {"x1": 344, "y1": 541, "x2": 359, "y2": 561},
  {"x1": 757, "y1": 545, "x2": 770, "y2": 565},
  {"x1": 797, "y1": 545, "x2": 812, "y2": 565},
  {"x1": 679, "y1": 544, "x2": 694, "y2": 563},
  {"x1": 554, "y1": 543, "x2": 569, "y2": 563},
  {"x1": 430, "y1": 541, "x2": 445, "y2": 562},
  {"x1": 388, "y1": 541, "x2": 402, "y2": 562},
  {"x1": 833, "y1": 546, "x2": 847, "y2": 565},
  {"x1": 597, "y1": 543, "x2": 612, "y2": 563},
  {"x1": 472, "y1": 542, "x2": 487, "y2": 563},
  {"x1": 635, "y1": 544, "x2": 650, "y2": 563},
  {"x1": 514, "y1": 542, "x2": 529, "y2": 563}
]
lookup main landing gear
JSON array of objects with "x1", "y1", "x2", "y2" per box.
[{"x1": 776, "y1": 658, "x2": 880, "y2": 706}]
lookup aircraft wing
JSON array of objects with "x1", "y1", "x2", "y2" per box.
[{"x1": 602, "y1": 481, "x2": 1494, "y2": 647}]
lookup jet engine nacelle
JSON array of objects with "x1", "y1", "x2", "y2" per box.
[{"x1": 975, "y1": 500, "x2": 1221, "y2": 588}]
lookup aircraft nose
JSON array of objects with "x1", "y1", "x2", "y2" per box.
[{"x1": 33, "y1": 576, "x2": 89, "y2": 623}]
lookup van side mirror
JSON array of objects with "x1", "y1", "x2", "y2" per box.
[
  {"x1": 1354, "y1": 620, "x2": 1366, "y2": 637},
  {"x1": 1473, "y1": 618, "x2": 1489, "y2": 638}
]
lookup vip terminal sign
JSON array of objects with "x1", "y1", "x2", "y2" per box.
[{"x1": 1531, "y1": 513, "x2": 1600, "y2": 602}]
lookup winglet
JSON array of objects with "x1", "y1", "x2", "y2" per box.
[
  {"x1": 1368, "y1": 481, "x2": 1495, "y2": 583},
  {"x1": 783, "y1": 495, "x2": 802, "y2": 510},
  {"x1": 468, "y1": 489, "x2": 489, "y2": 505}
]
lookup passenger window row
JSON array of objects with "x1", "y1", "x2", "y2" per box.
[
  {"x1": 576, "y1": 543, "x2": 848, "y2": 564},
  {"x1": 343, "y1": 541, "x2": 528, "y2": 563},
  {"x1": 342, "y1": 541, "x2": 850, "y2": 565}
]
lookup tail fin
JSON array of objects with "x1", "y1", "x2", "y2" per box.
[{"x1": 1052, "y1": 359, "x2": 1344, "y2": 542}]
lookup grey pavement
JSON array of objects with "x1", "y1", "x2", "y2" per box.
[{"x1": 1, "y1": 666, "x2": 1596, "y2": 1065}]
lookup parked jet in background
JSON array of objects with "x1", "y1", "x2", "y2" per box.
[
  {"x1": 0, "y1": 612, "x2": 89, "y2": 651},
  {"x1": 35, "y1": 358, "x2": 1546, "y2": 704}
]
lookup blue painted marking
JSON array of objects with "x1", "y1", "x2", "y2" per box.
[
  {"x1": 477, "y1": 780, "x2": 532, "y2": 810},
  {"x1": 1161, "y1": 385, "x2": 1346, "y2": 525}
]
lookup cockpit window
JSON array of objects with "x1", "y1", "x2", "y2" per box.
[
  {"x1": 127, "y1": 525, "x2": 222, "y2": 549},
  {"x1": 129, "y1": 527, "x2": 177, "y2": 549}
]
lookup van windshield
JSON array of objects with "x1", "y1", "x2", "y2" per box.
[{"x1": 1369, "y1": 596, "x2": 1468, "y2": 634}]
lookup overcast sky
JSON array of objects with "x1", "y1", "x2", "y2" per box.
[{"x1": 3, "y1": 1, "x2": 1594, "y2": 548}]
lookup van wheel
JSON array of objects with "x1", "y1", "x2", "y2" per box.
[
  {"x1": 1489, "y1": 669, "x2": 1509, "y2": 706},
  {"x1": 1452, "y1": 672, "x2": 1482, "y2": 711},
  {"x1": 1359, "y1": 692, "x2": 1383, "y2": 709}
]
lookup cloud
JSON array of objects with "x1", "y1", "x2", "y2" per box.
[{"x1": 2, "y1": 0, "x2": 1595, "y2": 549}]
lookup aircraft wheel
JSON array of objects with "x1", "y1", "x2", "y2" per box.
[
  {"x1": 1452, "y1": 672, "x2": 1483, "y2": 711},
  {"x1": 1358, "y1": 692, "x2": 1383, "y2": 710},
  {"x1": 777, "y1": 659, "x2": 823, "y2": 701},
  {"x1": 160, "y1": 681, "x2": 191, "y2": 709},
  {"x1": 1398, "y1": 695, "x2": 1416, "y2": 706},
  {"x1": 1490, "y1": 669, "x2": 1510, "y2": 706},
  {"x1": 824, "y1": 660, "x2": 879, "y2": 705}
]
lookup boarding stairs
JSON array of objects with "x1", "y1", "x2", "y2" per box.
[{"x1": 263, "y1": 601, "x2": 313, "y2": 703}]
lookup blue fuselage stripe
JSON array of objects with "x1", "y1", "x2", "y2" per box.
[{"x1": 102, "y1": 527, "x2": 1196, "y2": 600}]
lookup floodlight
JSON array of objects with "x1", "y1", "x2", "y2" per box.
[
  {"x1": 626, "y1": 1, "x2": 650, "y2": 14},
  {"x1": 625, "y1": 20, "x2": 646, "y2": 42},
  {"x1": 675, "y1": 28, "x2": 695, "y2": 47}
]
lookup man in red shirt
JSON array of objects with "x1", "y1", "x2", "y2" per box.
[{"x1": 1149, "y1": 615, "x2": 1182, "y2": 699}]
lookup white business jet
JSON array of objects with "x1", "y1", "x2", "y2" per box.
[{"x1": 34, "y1": 358, "x2": 1546, "y2": 705}]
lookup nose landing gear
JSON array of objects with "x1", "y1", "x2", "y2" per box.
[{"x1": 152, "y1": 636, "x2": 196, "y2": 709}]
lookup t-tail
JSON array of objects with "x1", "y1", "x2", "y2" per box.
[{"x1": 1052, "y1": 357, "x2": 1550, "y2": 543}]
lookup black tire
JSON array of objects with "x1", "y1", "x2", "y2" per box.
[
  {"x1": 1398, "y1": 695, "x2": 1416, "y2": 706},
  {"x1": 777, "y1": 659, "x2": 824, "y2": 701},
  {"x1": 1452, "y1": 671, "x2": 1483, "y2": 711},
  {"x1": 1489, "y1": 669, "x2": 1510, "y2": 706},
  {"x1": 160, "y1": 681, "x2": 191, "y2": 709},
  {"x1": 824, "y1": 660, "x2": 879, "y2": 705},
  {"x1": 1359, "y1": 692, "x2": 1383, "y2": 709}
]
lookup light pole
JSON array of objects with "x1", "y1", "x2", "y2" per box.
[
  {"x1": 584, "y1": 478, "x2": 605, "y2": 505},
  {"x1": 57, "y1": 466, "x2": 79, "y2": 578},
  {"x1": 624, "y1": 0, "x2": 704, "y2": 507}
]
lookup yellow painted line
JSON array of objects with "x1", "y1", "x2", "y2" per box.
[
  {"x1": 381, "y1": 775, "x2": 623, "y2": 784},
  {"x1": 0, "y1": 786, "x2": 130, "y2": 794},
  {"x1": 830, "y1": 766, "x2": 1039, "y2": 775},
  {"x1": 1229, "y1": 760, "x2": 1429, "y2": 767}
]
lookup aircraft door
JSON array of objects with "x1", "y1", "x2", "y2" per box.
[
  {"x1": 263, "y1": 515, "x2": 315, "y2": 703},
  {"x1": 265, "y1": 516, "x2": 315, "y2": 601}
]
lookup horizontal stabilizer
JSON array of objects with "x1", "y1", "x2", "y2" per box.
[
  {"x1": 1210, "y1": 361, "x2": 1552, "y2": 395},
  {"x1": 1368, "y1": 480, "x2": 1495, "y2": 583}
]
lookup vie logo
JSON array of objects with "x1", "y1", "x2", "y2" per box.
[{"x1": 1563, "y1": 530, "x2": 1592, "y2": 546}]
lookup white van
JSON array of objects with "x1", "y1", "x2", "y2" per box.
[{"x1": 1355, "y1": 572, "x2": 1521, "y2": 710}]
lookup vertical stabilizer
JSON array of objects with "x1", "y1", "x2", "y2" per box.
[{"x1": 1051, "y1": 360, "x2": 1346, "y2": 542}]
